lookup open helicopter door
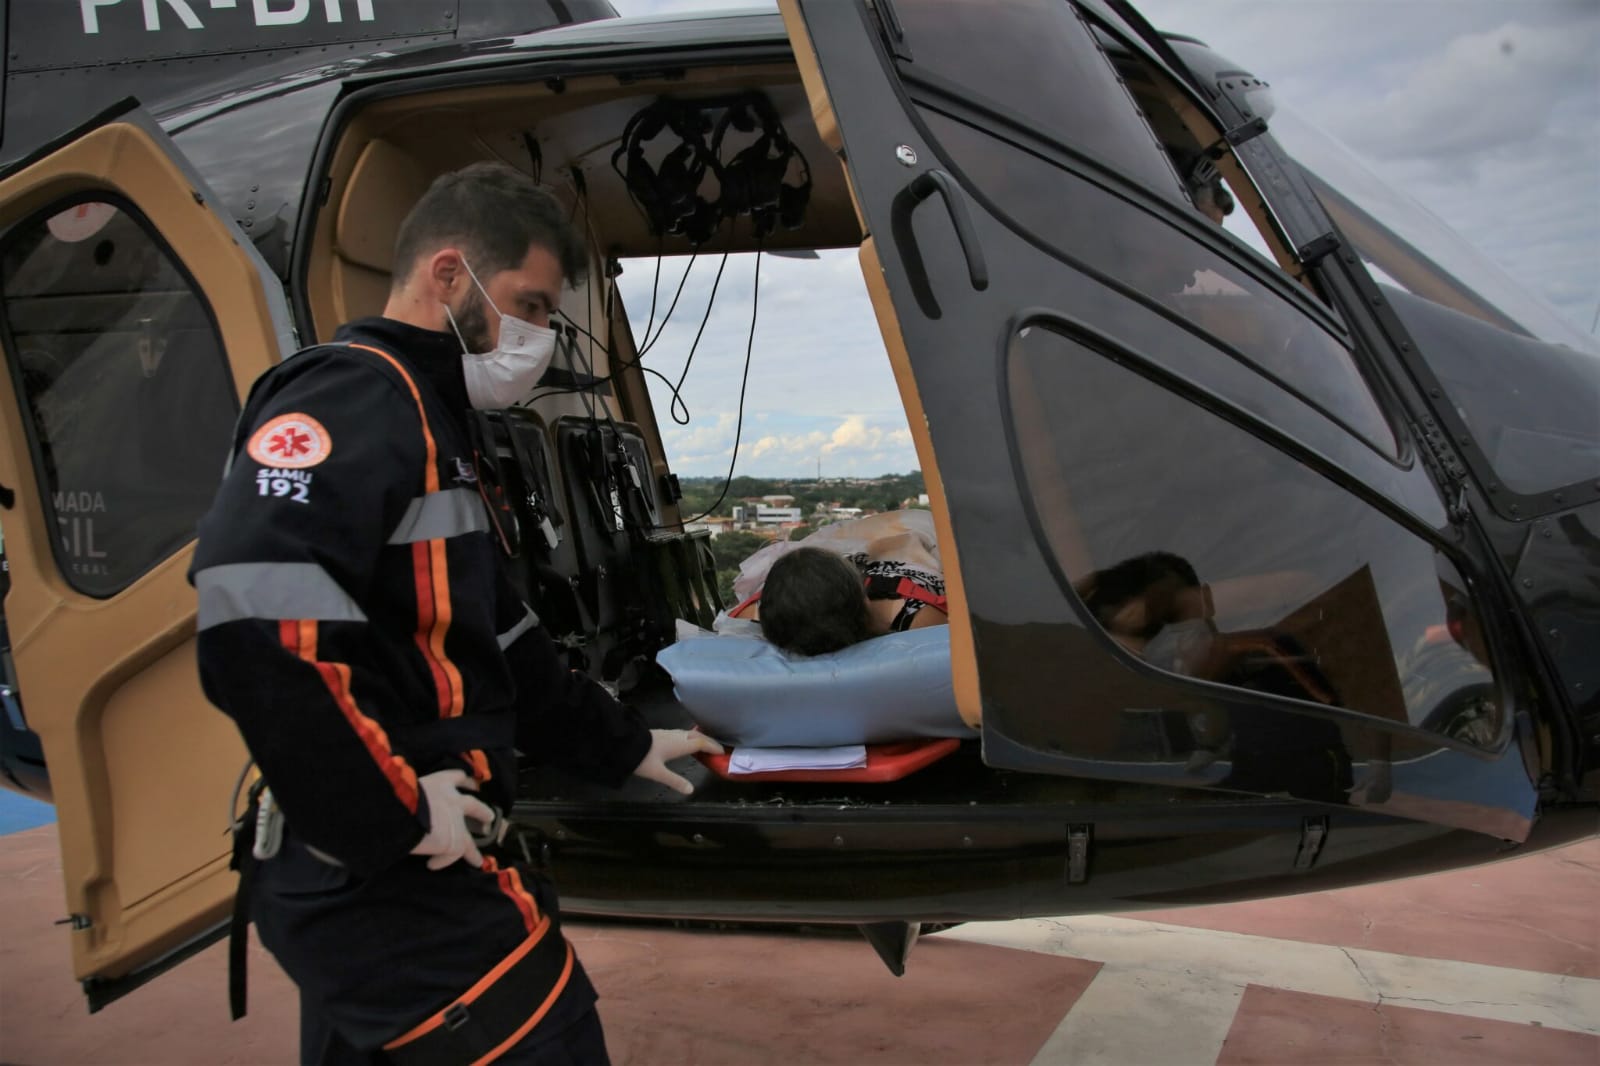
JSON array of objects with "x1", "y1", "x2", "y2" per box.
[
  {"x1": 779, "y1": 0, "x2": 1539, "y2": 841},
  {"x1": 0, "y1": 101, "x2": 292, "y2": 1005}
]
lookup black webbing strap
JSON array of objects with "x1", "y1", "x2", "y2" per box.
[
  {"x1": 384, "y1": 922, "x2": 572, "y2": 1066},
  {"x1": 227, "y1": 785, "x2": 262, "y2": 1021}
]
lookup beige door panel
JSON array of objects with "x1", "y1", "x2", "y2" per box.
[{"x1": 0, "y1": 112, "x2": 290, "y2": 990}]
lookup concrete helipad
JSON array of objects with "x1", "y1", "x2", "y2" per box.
[{"x1": 1, "y1": 821, "x2": 1595, "y2": 1065}]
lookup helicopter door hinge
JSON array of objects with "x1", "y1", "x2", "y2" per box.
[
  {"x1": 1296, "y1": 232, "x2": 1342, "y2": 267},
  {"x1": 54, "y1": 913, "x2": 93, "y2": 931},
  {"x1": 1412, "y1": 413, "x2": 1472, "y2": 521},
  {"x1": 1065, "y1": 824, "x2": 1092, "y2": 884},
  {"x1": 1222, "y1": 115, "x2": 1270, "y2": 147},
  {"x1": 1293, "y1": 816, "x2": 1329, "y2": 871}
]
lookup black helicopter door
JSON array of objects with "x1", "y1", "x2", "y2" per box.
[
  {"x1": 0, "y1": 101, "x2": 293, "y2": 1004},
  {"x1": 779, "y1": 0, "x2": 1540, "y2": 840}
]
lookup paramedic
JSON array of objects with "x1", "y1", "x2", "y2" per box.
[{"x1": 190, "y1": 161, "x2": 720, "y2": 1064}]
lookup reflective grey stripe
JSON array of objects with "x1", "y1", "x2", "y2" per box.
[
  {"x1": 386, "y1": 488, "x2": 490, "y2": 545},
  {"x1": 196, "y1": 562, "x2": 367, "y2": 630},
  {"x1": 497, "y1": 605, "x2": 540, "y2": 650}
]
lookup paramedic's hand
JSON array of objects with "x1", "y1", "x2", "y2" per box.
[
  {"x1": 411, "y1": 770, "x2": 495, "y2": 871},
  {"x1": 632, "y1": 729, "x2": 725, "y2": 795}
]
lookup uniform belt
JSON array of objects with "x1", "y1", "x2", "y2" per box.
[
  {"x1": 389, "y1": 713, "x2": 517, "y2": 763},
  {"x1": 384, "y1": 918, "x2": 574, "y2": 1066}
]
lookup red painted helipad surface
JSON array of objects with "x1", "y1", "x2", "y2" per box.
[{"x1": 1, "y1": 824, "x2": 1595, "y2": 1065}]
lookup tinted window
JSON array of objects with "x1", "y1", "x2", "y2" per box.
[
  {"x1": 892, "y1": 0, "x2": 1183, "y2": 198},
  {"x1": 1, "y1": 199, "x2": 238, "y2": 597},
  {"x1": 1381, "y1": 286, "x2": 1600, "y2": 496},
  {"x1": 1007, "y1": 323, "x2": 1499, "y2": 748},
  {"x1": 924, "y1": 111, "x2": 1396, "y2": 455}
]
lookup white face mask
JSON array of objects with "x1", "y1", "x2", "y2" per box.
[
  {"x1": 1143, "y1": 617, "x2": 1217, "y2": 677},
  {"x1": 444, "y1": 258, "x2": 559, "y2": 410}
]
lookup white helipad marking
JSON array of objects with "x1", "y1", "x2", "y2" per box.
[
  {"x1": 935, "y1": 915, "x2": 1600, "y2": 1066},
  {"x1": 1027, "y1": 967, "x2": 1245, "y2": 1066}
]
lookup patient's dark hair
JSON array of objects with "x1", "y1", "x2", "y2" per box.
[
  {"x1": 391, "y1": 162, "x2": 588, "y2": 289},
  {"x1": 760, "y1": 547, "x2": 873, "y2": 656}
]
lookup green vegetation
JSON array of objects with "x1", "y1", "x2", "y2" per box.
[
  {"x1": 707, "y1": 530, "x2": 770, "y2": 604},
  {"x1": 677, "y1": 471, "x2": 926, "y2": 520}
]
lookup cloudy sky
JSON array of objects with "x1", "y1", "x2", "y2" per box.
[{"x1": 607, "y1": 0, "x2": 1599, "y2": 478}]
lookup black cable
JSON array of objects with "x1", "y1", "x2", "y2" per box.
[
  {"x1": 665, "y1": 250, "x2": 730, "y2": 426},
  {"x1": 675, "y1": 244, "x2": 761, "y2": 527},
  {"x1": 640, "y1": 238, "x2": 663, "y2": 352},
  {"x1": 637, "y1": 253, "x2": 698, "y2": 358}
]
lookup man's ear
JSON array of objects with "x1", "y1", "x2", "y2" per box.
[{"x1": 423, "y1": 247, "x2": 466, "y2": 300}]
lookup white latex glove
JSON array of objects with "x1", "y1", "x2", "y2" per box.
[
  {"x1": 632, "y1": 729, "x2": 725, "y2": 795},
  {"x1": 411, "y1": 769, "x2": 496, "y2": 871}
]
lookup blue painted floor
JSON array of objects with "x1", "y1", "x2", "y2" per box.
[{"x1": 0, "y1": 787, "x2": 54, "y2": 835}]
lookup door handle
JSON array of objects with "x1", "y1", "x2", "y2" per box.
[{"x1": 890, "y1": 169, "x2": 989, "y2": 319}]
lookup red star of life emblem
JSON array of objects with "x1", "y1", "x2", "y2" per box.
[
  {"x1": 247, "y1": 413, "x2": 332, "y2": 470},
  {"x1": 269, "y1": 427, "x2": 312, "y2": 458}
]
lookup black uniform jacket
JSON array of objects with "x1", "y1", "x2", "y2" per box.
[{"x1": 191, "y1": 317, "x2": 651, "y2": 876}]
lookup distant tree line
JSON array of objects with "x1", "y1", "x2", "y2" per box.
[{"x1": 676, "y1": 471, "x2": 926, "y2": 522}]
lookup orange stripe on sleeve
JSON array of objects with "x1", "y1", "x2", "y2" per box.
[
  {"x1": 281, "y1": 618, "x2": 420, "y2": 813},
  {"x1": 348, "y1": 343, "x2": 439, "y2": 492}
]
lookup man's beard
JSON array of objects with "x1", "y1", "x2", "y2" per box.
[{"x1": 452, "y1": 288, "x2": 494, "y2": 353}]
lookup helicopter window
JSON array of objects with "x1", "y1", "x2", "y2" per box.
[
  {"x1": 0, "y1": 197, "x2": 238, "y2": 598},
  {"x1": 919, "y1": 110, "x2": 1396, "y2": 456},
  {"x1": 1007, "y1": 322, "x2": 1501, "y2": 750}
]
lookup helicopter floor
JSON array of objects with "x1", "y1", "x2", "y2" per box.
[{"x1": 1, "y1": 818, "x2": 1593, "y2": 1064}]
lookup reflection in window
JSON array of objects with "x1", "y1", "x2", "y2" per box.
[
  {"x1": 1007, "y1": 323, "x2": 1499, "y2": 748},
  {"x1": 922, "y1": 112, "x2": 1397, "y2": 457},
  {"x1": 1, "y1": 199, "x2": 238, "y2": 597}
]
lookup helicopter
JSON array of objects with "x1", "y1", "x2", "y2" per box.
[{"x1": 0, "y1": 0, "x2": 1594, "y2": 1013}]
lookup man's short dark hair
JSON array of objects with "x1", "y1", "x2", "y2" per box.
[
  {"x1": 760, "y1": 547, "x2": 873, "y2": 656},
  {"x1": 391, "y1": 162, "x2": 588, "y2": 290}
]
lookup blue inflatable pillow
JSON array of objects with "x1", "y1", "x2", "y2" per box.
[{"x1": 654, "y1": 626, "x2": 976, "y2": 748}]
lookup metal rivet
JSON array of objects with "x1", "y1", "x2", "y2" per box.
[
  {"x1": 246, "y1": 200, "x2": 256, "y2": 210},
  {"x1": 895, "y1": 145, "x2": 918, "y2": 166},
  {"x1": 962, "y1": 836, "x2": 974, "y2": 847},
  {"x1": 1542, "y1": 528, "x2": 1553, "y2": 538},
  {"x1": 692, "y1": 833, "x2": 704, "y2": 844},
  {"x1": 555, "y1": 829, "x2": 566, "y2": 840},
  {"x1": 1509, "y1": 503, "x2": 1520, "y2": 514},
  {"x1": 1400, "y1": 342, "x2": 1411, "y2": 351},
  {"x1": 832, "y1": 835, "x2": 845, "y2": 847},
  {"x1": 250, "y1": 184, "x2": 259, "y2": 193},
  {"x1": 1429, "y1": 389, "x2": 1441, "y2": 398},
  {"x1": 1522, "y1": 579, "x2": 1534, "y2": 589},
  {"x1": 1553, "y1": 493, "x2": 1564, "y2": 503}
]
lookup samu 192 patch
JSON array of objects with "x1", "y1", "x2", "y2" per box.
[
  {"x1": 255, "y1": 467, "x2": 314, "y2": 504},
  {"x1": 247, "y1": 413, "x2": 332, "y2": 469}
]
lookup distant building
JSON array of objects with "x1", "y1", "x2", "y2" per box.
[
  {"x1": 685, "y1": 516, "x2": 737, "y2": 539},
  {"x1": 829, "y1": 506, "x2": 864, "y2": 519},
  {"x1": 761, "y1": 494, "x2": 796, "y2": 506},
  {"x1": 755, "y1": 506, "x2": 803, "y2": 525}
]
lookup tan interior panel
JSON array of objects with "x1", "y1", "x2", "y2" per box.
[
  {"x1": 338, "y1": 138, "x2": 432, "y2": 272},
  {"x1": 0, "y1": 119, "x2": 280, "y2": 982}
]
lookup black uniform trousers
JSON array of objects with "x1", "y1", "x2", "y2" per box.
[{"x1": 254, "y1": 835, "x2": 608, "y2": 1066}]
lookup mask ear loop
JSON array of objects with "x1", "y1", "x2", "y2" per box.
[{"x1": 441, "y1": 300, "x2": 474, "y2": 353}]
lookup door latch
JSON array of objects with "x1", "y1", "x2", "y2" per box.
[{"x1": 1066, "y1": 824, "x2": 1091, "y2": 884}]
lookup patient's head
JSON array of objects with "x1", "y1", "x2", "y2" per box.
[{"x1": 759, "y1": 547, "x2": 872, "y2": 656}]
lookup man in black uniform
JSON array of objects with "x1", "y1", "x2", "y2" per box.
[{"x1": 191, "y1": 162, "x2": 720, "y2": 1064}]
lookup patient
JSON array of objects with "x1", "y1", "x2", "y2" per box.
[{"x1": 740, "y1": 543, "x2": 949, "y2": 656}]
